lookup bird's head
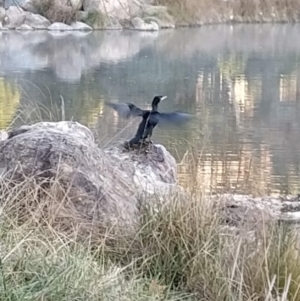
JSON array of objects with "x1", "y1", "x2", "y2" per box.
[{"x1": 152, "y1": 95, "x2": 167, "y2": 107}]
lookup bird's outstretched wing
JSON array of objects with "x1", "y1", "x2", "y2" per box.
[
  {"x1": 157, "y1": 112, "x2": 194, "y2": 127},
  {"x1": 105, "y1": 102, "x2": 145, "y2": 119}
]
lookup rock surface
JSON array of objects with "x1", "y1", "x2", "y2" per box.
[
  {"x1": 71, "y1": 21, "x2": 93, "y2": 31},
  {"x1": 140, "y1": 4, "x2": 175, "y2": 28},
  {"x1": 48, "y1": 22, "x2": 73, "y2": 31},
  {"x1": 24, "y1": 12, "x2": 50, "y2": 29},
  {"x1": 0, "y1": 121, "x2": 180, "y2": 236},
  {"x1": 21, "y1": 0, "x2": 39, "y2": 14},
  {"x1": 5, "y1": 6, "x2": 26, "y2": 29},
  {"x1": 130, "y1": 16, "x2": 159, "y2": 31},
  {"x1": 16, "y1": 23, "x2": 33, "y2": 30},
  {"x1": 0, "y1": 130, "x2": 8, "y2": 141},
  {"x1": 83, "y1": 0, "x2": 130, "y2": 19},
  {"x1": 214, "y1": 194, "x2": 300, "y2": 228},
  {"x1": 0, "y1": 0, "x2": 175, "y2": 31},
  {"x1": 0, "y1": 7, "x2": 5, "y2": 24}
]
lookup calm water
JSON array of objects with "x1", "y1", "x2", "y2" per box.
[{"x1": 0, "y1": 25, "x2": 300, "y2": 195}]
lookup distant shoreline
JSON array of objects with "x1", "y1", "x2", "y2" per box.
[
  {"x1": 1, "y1": 1, "x2": 300, "y2": 33},
  {"x1": 0, "y1": 19, "x2": 299, "y2": 33}
]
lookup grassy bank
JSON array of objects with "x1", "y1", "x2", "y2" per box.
[
  {"x1": 0, "y1": 174, "x2": 300, "y2": 301},
  {"x1": 153, "y1": 0, "x2": 300, "y2": 25}
]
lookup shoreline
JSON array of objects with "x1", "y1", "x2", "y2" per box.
[
  {"x1": 0, "y1": 19, "x2": 299, "y2": 33},
  {"x1": 1, "y1": 2, "x2": 300, "y2": 33}
]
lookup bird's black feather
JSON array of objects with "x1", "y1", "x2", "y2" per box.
[
  {"x1": 105, "y1": 96, "x2": 193, "y2": 146},
  {"x1": 156, "y1": 112, "x2": 193, "y2": 127},
  {"x1": 105, "y1": 102, "x2": 145, "y2": 119}
]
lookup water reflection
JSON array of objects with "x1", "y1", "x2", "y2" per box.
[{"x1": 0, "y1": 24, "x2": 300, "y2": 195}]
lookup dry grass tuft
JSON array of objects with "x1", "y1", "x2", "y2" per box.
[
  {"x1": 1, "y1": 161, "x2": 300, "y2": 299},
  {"x1": 0, "y1": 172, "x2": 129, "y2": 249}
]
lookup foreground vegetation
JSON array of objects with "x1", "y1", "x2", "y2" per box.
[
  {"x1": 0, "y1": 173, "x2": 300, "y2": 301},
  {"x1": 1, "y1": 98, "x2": 300, "y2": 300}
]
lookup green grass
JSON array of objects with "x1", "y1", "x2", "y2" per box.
[{"x1": 0, "y1": 173, "x2": 300, "y2": 300}]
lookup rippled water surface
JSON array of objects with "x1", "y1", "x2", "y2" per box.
[{"x1": 1, "y1": 25, "x2": 300, "y2": 195}]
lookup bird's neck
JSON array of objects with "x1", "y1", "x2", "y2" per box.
[{"x1": 151, "y1": 104, "x2": 158, "y2": 112}]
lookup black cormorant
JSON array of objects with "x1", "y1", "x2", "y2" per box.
[{"x1": 105, "y1": 95, "x2": 193, "y2": 146}]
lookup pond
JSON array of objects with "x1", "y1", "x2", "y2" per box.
[{"x1": 0, "y1": 24, "x2": 300, "y2": 195}]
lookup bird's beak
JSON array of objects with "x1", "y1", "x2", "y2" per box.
[{"x1": 161, "y1": 96, "x2": 167, "y2": 101}]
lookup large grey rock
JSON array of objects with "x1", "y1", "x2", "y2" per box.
[
  {"x1": 0, "y1": 121, "x2": 180, "y2": 237},
  {"x1": 69, "y1": 0, "x2": 82, "y2": 9},
  {"x1": 0, "y1": 7, "x2": 5, "y2": 27},
  {"x1": 16, "y1": 23, "x2": 34, "y2": 30},
  {"x1": 141, "y1": 5, "x2": 175, "y2": 29},
  {"x1": 21, "y1": 0, "x2": 82, "y2": 12},
  {"x1": 104, "y1": 145, "x2": 179, "y2": 196},
  {"x1": 48, "y1": 22, "x2": 73, "y2": 31},
  {"x1": 213, "y1": 194, "x2": 300, "y2": 228},
  {"x1": 77, "y1": 10, "x2": 88, "y2": 22},
  {"x1": 130, "y1": 16, "x2": 159, "y2": 31},
  {"x1": 21, "y1": 0, "x2": 39, "y2": 14},
  {"x1": 5, "y1": 6, "x2": 26, "y2": 29},
  {"x1": 142, "y1": 4, "x2": 168, "y2": 16},
  {"x1": 4, "y1": 0, "x2": 24, "y2": 8},
  {"x1": 24, "y1": 12, "x2": 50, "y2": 29},
  {"x1": 71, "y1": 21, "x2": 92, "y2": 31},
  {"x1": 83, "y1": 11, "x2": 122, "y2": 30},
  {"x1": 82, "y1": 0, "x2": 153, "y2": 20},
  {"x1": 83, "y1": 0, "x2": 130, "y2": 19},
  {"x1": 21, "y1": 0, "x2": 79, "y2": 24}
]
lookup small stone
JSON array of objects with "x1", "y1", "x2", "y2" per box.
[
  {"x1": 48, "y1": 22, "x2": 73, "y2": 31},
  {"x1": 71, "y1": 21, "x2": 92, "y2": 31},
  {"x1": 0, "y1": 130, "x2": 8, "y2": 141}
]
